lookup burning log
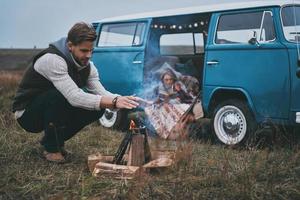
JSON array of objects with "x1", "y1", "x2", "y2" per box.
[
  {"x1": 127, "y1": 134, "x2": 145, "y2": 166},
  {"x1": 128, "y1": 120, "x2": 152, "y2": 166}
]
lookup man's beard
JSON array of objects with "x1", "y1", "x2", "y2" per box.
[{"x1": 72, "y1": 54, "x2": 89, "y2": 66}]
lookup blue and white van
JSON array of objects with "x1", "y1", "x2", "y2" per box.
[{"x1": 91, "y1": 0, "x2": 300, "y2": 145}]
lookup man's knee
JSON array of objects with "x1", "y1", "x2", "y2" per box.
[
  {"x1": 79, "y1": 109, "x2": 104, "y2": 123},
  {"x1": 44, "y1": 89, "x2": 70, "y2": 108}
]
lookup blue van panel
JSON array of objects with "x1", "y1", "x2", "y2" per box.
[
  {"x1": 92, "y1": 20, "x2": 151, "y2": 96},
  {"x1": 204, "y1": 44, "x2": 290, "y2": 120},
  {"x1": 204, "y1": 11, "x2": 291, "y2": 121},
  {"x1": 285, "y1": 46, "x2": 300, "y2": 112},
  {"x1": 92, "y1": 48, "x2": 145, "y2": 95},
  {"x1": 202, "y1": 85, "x2": 259, "y2": 119}
]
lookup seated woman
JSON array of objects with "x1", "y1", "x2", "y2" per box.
[
  {"x1": 144, "y1": 68, "x2": 204, "y2": 140},
  {"x1": 155, "y1": 69, "x2": 193, "y2": 104}
]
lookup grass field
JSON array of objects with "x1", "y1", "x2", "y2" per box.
[
  {"x1": 0, "y1": 70, "x2": 300, "y2": 199},
  {"x1": 0, "y1": 49, "x2": 41, "y2": 71}
]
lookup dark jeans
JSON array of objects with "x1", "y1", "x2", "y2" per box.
[{"x1": 17, "y1": 89, "x2": 104, "y2": 153}]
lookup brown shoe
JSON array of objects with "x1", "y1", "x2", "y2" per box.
[
  {"x1": 60, "y1": 148, "x2": 72, "y2": 157},
  {"x1": 43, "y1": 151, "x2": 66, "y2": 163}
]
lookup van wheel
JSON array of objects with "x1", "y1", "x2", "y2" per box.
[
  {"x1": 99, "y1": 109, "x2": 129, "y2": 130},
  {"x1": 212, "y1": 99, "x2": 257, "y2": 146}
]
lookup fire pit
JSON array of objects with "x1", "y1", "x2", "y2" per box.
[{"x1": 88, "y1": 120, "x2": 176, "y2": 179}]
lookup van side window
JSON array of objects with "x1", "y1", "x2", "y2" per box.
[
  {"x1": 160, "y1": 33, "x2": 204, "y2": 55},
  {"x1": 281, "y1": 6, "x2": 300, "y2": 42},
  {"x1": 216, "y1": 11, "x2": 275, "y2": 44},
  {"x1": 194, "y1": 33, "x2": 205, "y2": 53},
  {"x1": 98, "y1": 22, "x2": 146, "y2": 47}
]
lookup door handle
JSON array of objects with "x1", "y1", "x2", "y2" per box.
[
  {"x1": 207, "y1": 60, "x2": 219, "y2": 65},
  {"x1": 133, "y1": 61, "x2": 142, "y2": 64}
]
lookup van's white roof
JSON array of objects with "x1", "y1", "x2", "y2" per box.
[{"x1": 97, "y1": 0, "x2": 300, "y2": 23}]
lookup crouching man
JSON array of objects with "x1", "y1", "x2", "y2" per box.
[{"x1": 12, "y1": 22, "x2": 140, "y2": 163}]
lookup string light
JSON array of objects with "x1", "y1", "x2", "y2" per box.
[{"x1": 151, "y1": 20, "x2": 207, "y2": 30}]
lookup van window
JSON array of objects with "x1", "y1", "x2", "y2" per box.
[
  {"x1": 194, "y1": 33, "x2": 205, "y2": 53},
  {"x1": 160, "y1": 33, "x2": 204, "y2": 55},
  {"x1": 281, "y1": 6, "x2": 300, "y2": 43},
  {"x1": 216, "y1": 11, "x2": 275, "y2": 44},
  {"x1": 98, "y1": 22, "x2": 146, "y2": 47}
]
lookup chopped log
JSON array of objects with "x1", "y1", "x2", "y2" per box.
[
  {"x1": 88, "y1": 154, "x2": 130, "y2": 172},
  {"x1": 93, "y1": 162, "x2": 141, "y2": 179},
  {"x1": 87, "y1": 154, "x2": 113, "y2": 172},
  {"x1": 127, "y1": 134, "x2": 145, "y2": 166},
  {"x1": 143, "y1": 158, "x2": 174, "y2": 168},
  {"x1": 151, "y1": 150, "x2": 175, "y2": 160}
]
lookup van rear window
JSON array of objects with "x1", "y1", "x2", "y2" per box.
[
  {"x1": 281, "y1": 6, "x2": 300, "y2": 43},
  {"x1": 98, "y1": 22, "x2": 146, "y2": 47},
  {"x1": 160, "y1": 33, "x2": 204, "y2": 55}
]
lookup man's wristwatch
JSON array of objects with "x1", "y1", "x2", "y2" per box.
[{"x1": 112, "y1": 96, "x2": 119, "y2": 109}]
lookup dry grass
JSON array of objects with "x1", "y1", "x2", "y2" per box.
[
  {"x1": 0, "y1": 70, "x2": 23, "y2": 92},
  {"x1": 0, "y1": 71, "x2": 300, "y2": 199}
]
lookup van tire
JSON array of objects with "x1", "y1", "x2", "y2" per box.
[
  {"x1": 212, "y1": 99, "x2": 257, "y2": 146},
  {"x1": 99, "y1": 109, "x2": 129, "y2": 131}
]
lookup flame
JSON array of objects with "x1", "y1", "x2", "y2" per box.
[{"x1": 129, "y1": 120, "x2": 137, "y2": 130}]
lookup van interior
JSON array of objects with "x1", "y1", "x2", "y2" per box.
[{"x1": 144, "y1": 13, "x2": 211, "y2": 93}]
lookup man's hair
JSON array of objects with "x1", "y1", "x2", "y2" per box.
[{"x1": 67, "y1": 22, "x2": 96, "y2": 45}]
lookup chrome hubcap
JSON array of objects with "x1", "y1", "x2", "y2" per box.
[
  {"x1": 99, "y1": 109, "x2": 117, "y2": 128},
  {"x1": 223, "y1": 112, "x2": 241, "y2": 135},
  {"x1": 104, "y1": 110, "x2": 114, "y2": 119},
  {"x1": 214, "y1": 105, "x2": 247, "y2": 145}
]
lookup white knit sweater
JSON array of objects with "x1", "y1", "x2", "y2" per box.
[{"x1": 14, "y1": 53, "x2": 116, "y2": 118}]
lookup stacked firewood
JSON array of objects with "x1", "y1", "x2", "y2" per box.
[{"x1": 88, "y1": 120, "x2": 175, "y2": 179}]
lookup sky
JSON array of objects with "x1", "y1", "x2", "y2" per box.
[{"x1": 0, "y1": 0, "x2": 262, "y2": 48}]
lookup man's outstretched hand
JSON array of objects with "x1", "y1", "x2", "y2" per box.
[
  {"x1": 115, "y1": 96, "x2": 140, "y2": 109},
  {"x1": 100, "y1": 95, "x2": 155, "y2": 109}
]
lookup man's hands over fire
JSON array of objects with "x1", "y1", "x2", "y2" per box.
[
  {"x1": 115, "y1": 96, "x2": 140, "y2": 109},
  {"x1": 100, "y1": 95, "x2": 139, "y2": 109},
  {"x1": 100, "y1": 95, "x2": 153, "y2": 109},
  {"x1": 115, "y1": 96, "x2": 154, "y2": 109}
]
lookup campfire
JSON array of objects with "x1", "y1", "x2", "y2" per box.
[{"x1": 88, "y1": 120, "x2": 176, "y2": 180}]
